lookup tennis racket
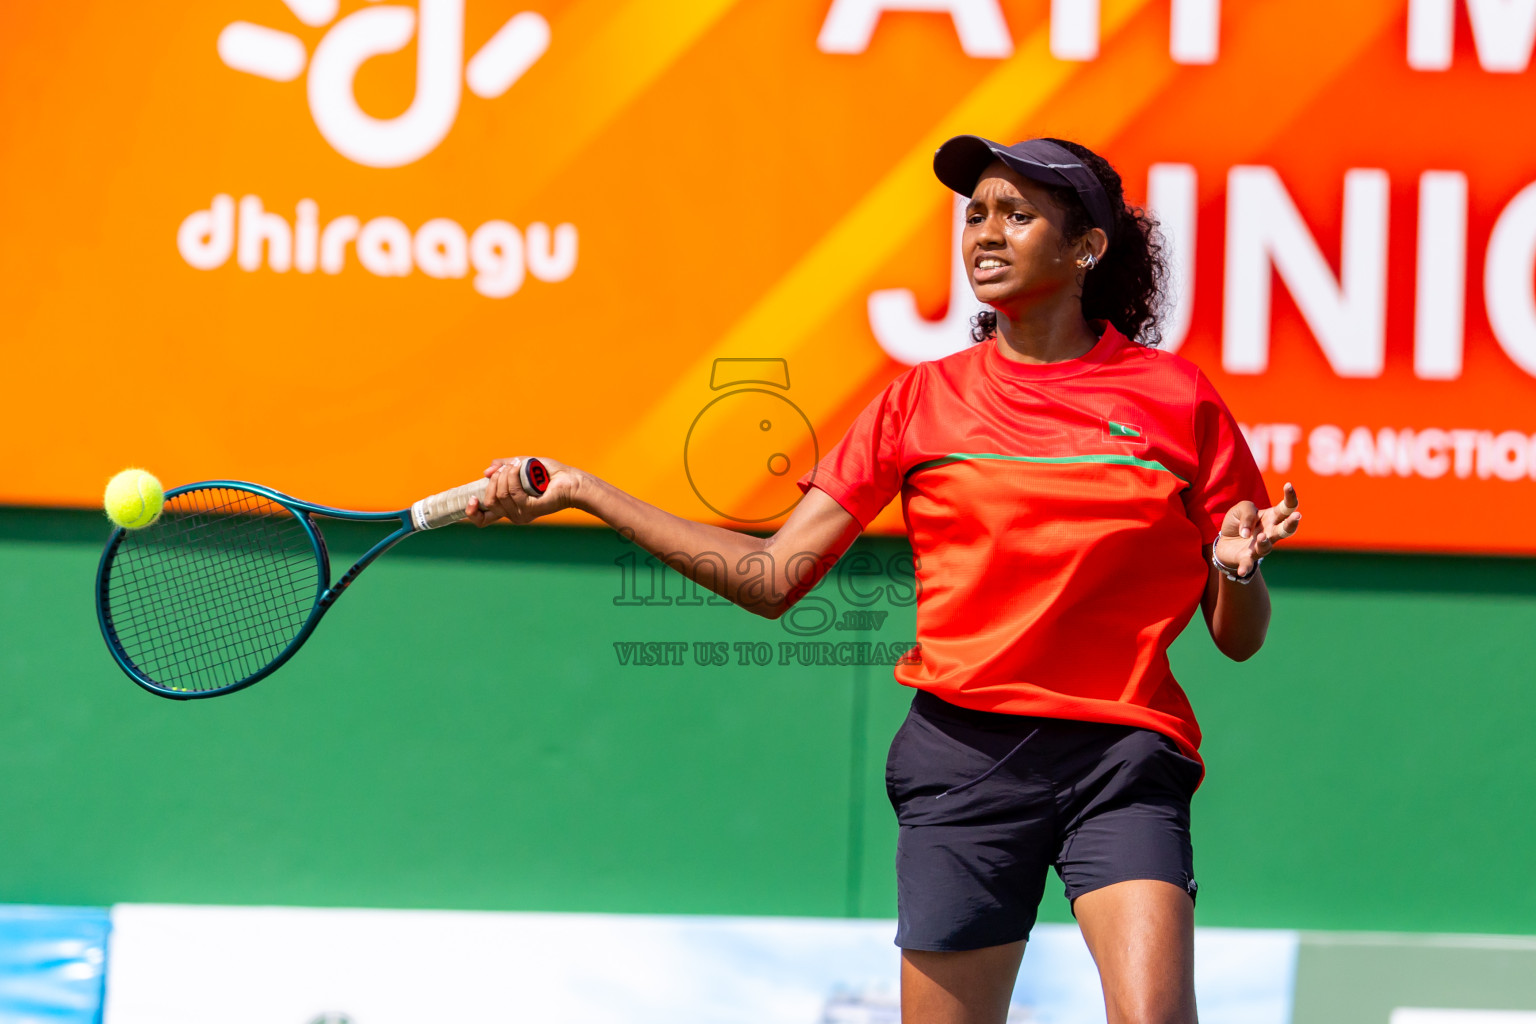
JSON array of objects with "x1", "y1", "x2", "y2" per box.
[{"x1": 96, "y1": 458, "x2": 549, "y2": 700}]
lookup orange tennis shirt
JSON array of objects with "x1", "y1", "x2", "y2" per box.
[{"x1": 799, "y1": 326, "x2": 1268, "y2": 765}]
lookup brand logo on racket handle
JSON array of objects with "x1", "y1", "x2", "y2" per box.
[{"x1": 520, "y1": 458, "x2": 549, "y2": 496}]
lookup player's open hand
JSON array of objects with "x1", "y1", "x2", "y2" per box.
[
  {"x1": 1213, "y1": 482, "x2": 1301, "y2": 578},
  {"x1": 466, "y1": 456, "x2": 579, "y2": 526}
]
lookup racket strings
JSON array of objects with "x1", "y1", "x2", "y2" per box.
[
  {"x1": 128, "y1": 500, "x2": 317, "y2": 685},
  {"x1": 109, "y1": 500, "x2": 316, "y2": 688},
  {"x1": 103, "y1": 487, "x2": 322, "y2": 691},
  {"x1": 110, "y1": 503, "x2": 303, "y2": 658},
  {"x1": 108, "y1": 498, "x2": 315, "y2": 687}
]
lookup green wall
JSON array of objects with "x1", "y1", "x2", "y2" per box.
[{"x1": 2, "y1": 509, "x2": 1533, "y2": 934}]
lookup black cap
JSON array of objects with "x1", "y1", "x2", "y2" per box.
[{"x1": 934, "y1": 135, "x2": 1117, "y2": 244}]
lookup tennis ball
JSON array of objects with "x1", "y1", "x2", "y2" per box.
[{"x1": 104, "y1": 469, "x2": 164, "y2": 530}]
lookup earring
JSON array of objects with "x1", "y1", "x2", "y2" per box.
[{"x1": 1077, "y1": 253, "x2": 1099, "y2": 270}]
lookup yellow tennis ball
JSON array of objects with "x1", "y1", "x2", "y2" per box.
[{"x1": 104, "y1": 469, "x2": 164, "y2": 530}]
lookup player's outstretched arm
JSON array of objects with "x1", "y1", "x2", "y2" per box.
[
  {"x1": 1201, "y1": 482, "x2": 1302, "y2": 661},
  {"x1": 466, "y1": 457, "x2": 863, "y2": 620}
]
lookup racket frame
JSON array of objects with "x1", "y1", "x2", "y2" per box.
[{"x1": 96, "y1": 479, "x2": 436, "y2": 701}]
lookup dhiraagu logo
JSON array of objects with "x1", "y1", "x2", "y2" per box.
[
  {"x1": 180, "y1": 1, "x2": 577, "y2": 298},
  {"x1": 217, "y1": 0, "x2": 549, "y2": 167}
]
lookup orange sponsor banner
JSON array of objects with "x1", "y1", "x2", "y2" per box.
[{"x1": 4, "y1": 1, "x2": 1536, "y2": 553}]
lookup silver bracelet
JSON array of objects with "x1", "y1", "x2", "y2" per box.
[{"x1": 1211, "y1": 541, "x2": 1262, "y2": 584}]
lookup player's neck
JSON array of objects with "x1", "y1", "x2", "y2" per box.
[{"x1": 993, "y1": 300, "x2": 1100, "y2": 365}]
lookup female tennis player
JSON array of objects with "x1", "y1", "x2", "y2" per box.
[{"x1": 468, "y1": 135, "x2": 1301, "y2": 1024}]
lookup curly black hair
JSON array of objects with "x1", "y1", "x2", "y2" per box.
[{"x1": 970, "y1": 138, "x2": 1169, "y2": 347}]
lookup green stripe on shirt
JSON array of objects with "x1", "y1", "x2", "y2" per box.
[{"x1": 907, "y1": 452, "x2": 1189, "y2": 484}]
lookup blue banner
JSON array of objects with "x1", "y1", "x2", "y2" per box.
[{"x1": 0, "y1": 905, "x2": 109, "y2": 1024}]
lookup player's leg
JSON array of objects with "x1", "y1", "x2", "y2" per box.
[
  {"x1": 1051, "y1": 725, "x2": 1203, "y2": 1024},
  {"x1": 886, "y1": 694, "x2": 1056, "y2": 1024},
  {"x1": 1074, "y1": 879, "x2": 1196, "y2": 1024},
  {"x1": 901, "y1": 941, "x2": 1026, "y2": 1024}
]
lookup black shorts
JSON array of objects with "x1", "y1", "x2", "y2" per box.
[{"x1": 886, "y1": 690, "x2": 1202, "y2": 951}]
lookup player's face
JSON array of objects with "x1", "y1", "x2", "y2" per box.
[{"x1": 962, "y1": 161, "x2": 1092, "y2": 313}]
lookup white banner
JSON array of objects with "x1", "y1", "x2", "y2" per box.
[
  {"x1": 1393, "y1": 1014, "x2": 1536, "y2": 1024},
  {"x1": 104, "y1": 904, "x2": 1297, "y2": 1024}
]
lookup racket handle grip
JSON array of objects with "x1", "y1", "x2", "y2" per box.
[
  {"x1": 410, "y1": 459, "x2": 550, "y2": 531},
  {"x1": 412, "y1": 480, "x2": 486, "y2": 531}
]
